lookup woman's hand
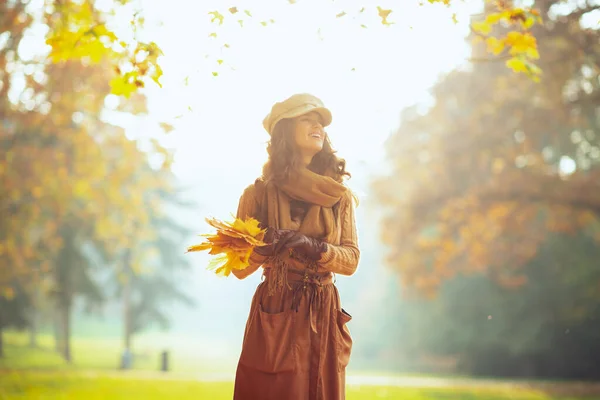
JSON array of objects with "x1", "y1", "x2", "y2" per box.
[
  {"x1": 254, "y1": 228, "x2": 327, "y2": 261},
  {"x1": 254, "y1": 227, "x2": 294, "y2": 257},
  {"x1": 278, "y1": 231, "x2": 328, "y2": 261}
]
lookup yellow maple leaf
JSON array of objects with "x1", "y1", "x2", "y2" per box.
[
  {"x1": 187, "y1": 216, "x2": 266, "y2": 276},
  {"x1": 377, "y1": 6, "x2": 393, "y2": 26},
  {"x1": 110, "y1": 74, "x2": 139, "y2": 98},
  {"x1": 505, "y1": 32, "x2": 537, "y2": 55},
  {"x1": 506, "y1": 57, "x2": 528, "y2": 73},
  {"x1": 472, "y1": 21, "x2": 491, "y2": 35},
  {"x1": 486, "y1": 37, "x2": 505, "y2": 55}
]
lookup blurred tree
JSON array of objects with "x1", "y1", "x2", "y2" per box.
[
  {"x1": 1, "y1": 0, "x2": 175, "y2": 362},
  {"x1": 117, "y1": 181, "x2": 195, "y2": 356},
  {"x1": 0, "y1": 283, "x2": 29, "y2": 358},
  {"x1": 383, "y1": 232, "x2": 600, "y2": 379},
  {"x1": 375, "y1": 0, "x2": 600, "y2": 297}
]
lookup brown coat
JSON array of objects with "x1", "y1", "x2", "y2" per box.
[{"x1": 232, "y1": 182, "x2": 360, "y2": 400}]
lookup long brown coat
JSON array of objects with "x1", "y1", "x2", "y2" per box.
[{"x1": 232, "y1": 182, "x2": 360, "y2": 400}]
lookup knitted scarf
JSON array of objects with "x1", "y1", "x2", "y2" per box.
[{"x1": 257, "y1": 167, "x2": 347, "y2": 294}]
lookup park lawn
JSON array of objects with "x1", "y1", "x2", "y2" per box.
[
  {"x1": 0, "y1": 371, "x2": 595, "y2": 400},
  {"x1": 2, "y1": 332, "x2": 599, "y2": 400},
  {"x1": 0, "y1": 331, "x2": 234, "y2": 373}
]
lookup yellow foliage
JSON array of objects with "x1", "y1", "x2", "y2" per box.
[
  {"x1": 506, "y1": 58, "x2": 528, "y2": 73},
  {"x1": 187, "y1": 216, "x2": 267, "y2": 277},
  {"x1": 486, "y1": 37, "x2": 505, "y2": 56}
]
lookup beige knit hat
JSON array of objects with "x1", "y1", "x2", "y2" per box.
[{"x1": 262, "y1": 93, "x2": 332, "y2": 135}]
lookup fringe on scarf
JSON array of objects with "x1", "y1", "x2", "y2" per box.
[
  {"x1": 265, "y1": 251, "x2": 320, "y2": 297},
  {"x1": 266, "y1": 256, "x2": 291, "y2": 297}
]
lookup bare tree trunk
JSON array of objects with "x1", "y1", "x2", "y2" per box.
[
  {"x1": 123, "y1": 278, "x2": 132, "y2": 351},
  {"x1": 53, "y1": 308, "x2": 62, "y2": 353},
  {"x1": 28, "y1": 292, "x2": 39, "y2": 348},
  {"x1": 0, "y1": 324, "x2": 4, "y2": 358},
  {"x1": 61, "y1": 302, "x2": 71, "y2": 362},
  {"x1": 123, "y1": 248, "x2": 133, "y2": 351}
]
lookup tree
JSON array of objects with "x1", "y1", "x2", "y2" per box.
[
  {"x1": 380, "y1": 231, "x2": 600, "y2": 379},
  {"x1": 0, "y1": 283, "x2": 29, "y2": 358},
  {"x1": 1, "y1": 0, "x2": 175, "y2": 361},
  {"x1": 118, "y1": 178, "x2": 195, "y2": 358},
  {"x1": 375, "y1": 0, "x2": 600, "y2": 297}
]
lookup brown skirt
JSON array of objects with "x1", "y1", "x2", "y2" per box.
[{"x1": 233, "y1": 268, "x2": 353, "y2": 400}]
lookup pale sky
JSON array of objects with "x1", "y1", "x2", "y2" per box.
[{"x1": 111, "y1": 0, "x2": 481, "y2": 205}]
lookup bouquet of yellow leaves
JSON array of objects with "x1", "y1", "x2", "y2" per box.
[{"x1": 186, "y1": 216, "x2": 267, "y2": 277}]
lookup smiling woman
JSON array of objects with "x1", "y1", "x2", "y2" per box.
[{"x1": 230, "y1": 93, "x2": 360, "y2": 400}]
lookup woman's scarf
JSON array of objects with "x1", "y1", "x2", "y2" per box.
[{"x1": 257, "y1": 167, "x2": 347, "y2": 294}]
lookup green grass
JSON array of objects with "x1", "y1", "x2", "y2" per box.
[
  {"x1": 2, "y1": 331, "x2": 599, "y2": 400},
  {"x1": 0, "y1": 331, "x2": 234, "y2": 373},
  {"x1": 0, "y1": 371, "x2": 596, "y2": 400}
]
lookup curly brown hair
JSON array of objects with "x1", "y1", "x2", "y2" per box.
[{"x1": 261, "y1": 118, "x2": 351, "y2": 184}]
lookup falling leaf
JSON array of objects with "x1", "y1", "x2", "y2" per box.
[
  {"x1": 260, "y1": 21, "x2": 267, "y2": 26},
  {"x1": 159, "y1": 122, "x2": 174, "y2": 134},
  {"x1": 244, "y1": 10, "x2": 252, "y2": 17},
  {"x1": 452, "y1": 13, "x2": 458, "y2": 24},
  {"x1": 217, "y1": 59, "x2": 223, "y2": 65},
  {"x1": 336, "y1": 11, "x2": 347, "y2": 18},
  {"x1": 208, "y1": 11, "x2": 225, "y2": 25},
  {"x1": 229, "y1": 7, "x2": 238, "y2": 14},
  {"x1": 212, "y1": 71, "x2": 218, "y2": 77},
  {"x1": 377, "y1": 6, "x2": 393, "y2": 25},
  {"x1": 209, "y1": 32, "x2": 217, "y2": 38}
]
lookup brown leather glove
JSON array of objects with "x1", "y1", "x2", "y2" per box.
[
  {"x1": 254, "y1": 228, "x2": 295, "y2": 257},
  {"x1": 279, "y1": 231, "x2": 328, "y2": 261}
]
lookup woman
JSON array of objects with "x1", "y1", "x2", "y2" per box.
[{"x1": 232, "y1": 93, "x2": 360, "y2": 400}]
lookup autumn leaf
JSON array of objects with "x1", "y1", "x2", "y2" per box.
[
  {"x1": 159, "y1": 122, "x2": 174, "y2": 134},
  {"x1": 229, "y1": 7, "x2": 238, "y2": 14},
  {"x1": 187, "y1": 216, "x2": 266, "y2": 277},
  {"x1": 208, "y1": 10, "x2": 225, "y2": 25},
  {"x1": 472, "y1": 21, "x2": 492, "y2": 35},
  {"x1": 336, "y1": 11, "x2": 347, "y2": 18},
  {"x1": 486, "y1": 37, "x2": 505, "y2": 55},
  {"x1": 110, "y1": 73, "x2": 139, "y2": 98},
  {"x1": 377, "y1": 6, "x2": 393, "y2": 26}
]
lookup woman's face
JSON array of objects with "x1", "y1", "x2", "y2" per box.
[{"x1": 292, "y1": 111, "x2": 325, "y2": 161}]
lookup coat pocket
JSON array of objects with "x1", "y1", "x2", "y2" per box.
[
  {"x1": 239, "y1": 305, "x2": 297, "y2": 373},
  {"x1": 335, "y1": 308, "x2": 353, "y2": 372}
]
